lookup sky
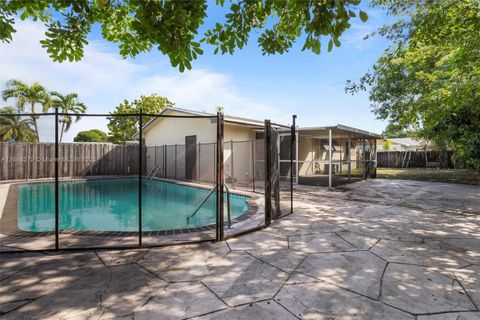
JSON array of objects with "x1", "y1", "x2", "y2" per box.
[{"x1": 0, "y1": 2, "x2": 394, "y2": 142}]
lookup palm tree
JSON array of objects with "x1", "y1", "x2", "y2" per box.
[
  {"x1": 0, "y1": 107, "x2": 37, "y2": 142},
  {"x1": 2, "y1": 79, "x2": 49, "y2": 141},
  {"x1": 50, "y1": 92, "x2": 87, "y2": 142}
]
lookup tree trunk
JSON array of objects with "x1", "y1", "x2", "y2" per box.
[
  {"x1": 60, "y1": 121, "x2": 65, "y2": 143},
  {"x1": 31, "y1": 102, "x2": 40, "y2": 142}
]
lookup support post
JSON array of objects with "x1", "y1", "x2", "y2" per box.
[
  {"x1": 174, "y1": 144, "x2": 177, "y2": 180},
  {"x1": 230, "y1": 140, "x2": 234, "y2": 188},
  {"x1": 54, "y1": 107, "x2": 59, "y2": 250},
  {"x1": 328, "y1": 129, "x2": 333, "y2": 189},
  {"x1": 264, "y1": 120, "x2": 272, "y2": 227},
  {"x1": 198, "y1": 143, "x2": 201, "y2": 181},
  {"x1": 363, "y1": 137, "x2": 367, "y2": 180},
  {"x1": 138, "y1": 110, "x2": 143, "y2": 247},
  {"x1": 295, "y1": 126, "x2": 299, "y2": 184},
  {"x1": 290, "y1": 115, "x2": 296, "y2": 214},
  {"x1": 373, "y1": 139, "x2": 377, "y2": 178},
  {"x1": 216, "y1": 112, "x2": 225, "y2": 241},
  {"x1": 252, "y1": 140, "x2": 255, "y2": 192},
  {"x1": 348, "y1": 133, "x2": 352, "y2": 182},
  {"x1": 164, "y1": 144, "x2": 167, "y2": 178}
]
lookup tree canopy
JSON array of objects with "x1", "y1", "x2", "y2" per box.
[
  {"x1": 382, "y1": 123, "x2": 412, "y2": 139},
  {"x1": 107, "y1": 94, "x2": 173, "y2": 143},
  {"x1": 1, "y1": 0, "x2": 368, "y2": 71},
  {"x1": 2, "y1": 79, "x2": 51, "y2": 142},
  {"x1": 74, "y1": 129, "x2": 109, "y2": 142},
  {"x1": 50, "y1": 91, "x2": 87, "y2": 142},
  {"x1": 0, "y1": 106, "x2": 37, "y2": 142},
  {"x1": 346, "y1": 0, "x2": 480, "y2": 169}
]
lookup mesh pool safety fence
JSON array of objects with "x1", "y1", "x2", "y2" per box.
[{"x1": 0, "y1": 110, "x2": 294, "y2": 252}]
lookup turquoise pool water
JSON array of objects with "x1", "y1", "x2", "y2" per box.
[{"x1": 17, "y1": 179, "x2": 249, "y2": 232}]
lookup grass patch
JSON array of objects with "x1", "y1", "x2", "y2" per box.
[{"x1": 376, "y1": 168, "x2": 480, "y2": 185}]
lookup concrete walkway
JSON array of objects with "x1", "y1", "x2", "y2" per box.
[{"x1": 1, "y1": 179, "x2": 479, "y2": 319}]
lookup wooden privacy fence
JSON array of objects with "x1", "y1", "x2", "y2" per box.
[
  {"x1": 0, "y1": 142, "x2": 143, "y2": 180},
  {"x1": 377, "y1": 151, "x2": 453, "y2": 168}
]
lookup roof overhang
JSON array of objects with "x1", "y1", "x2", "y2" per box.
[
  {"x1": 286, "y1": 124, "x2": 382, "y2": 139},
  {"x1": 134, "y1": 106, "x2": 289, "y2": 138}
]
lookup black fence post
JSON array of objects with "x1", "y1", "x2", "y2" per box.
[
  {"x1": 54, "y1": 107, "x2": 59, "y2": 250},
  {"x1": 138, "y1": 110, "x2": 143, "y2": 247},
  {"x1": 290, "y1": 115, "x2": 296, "y2": 214},
  {"x1": 252, "y1": 140, "x2": 255, "y2": 192},
  {"x1": 264, "y1": 120, "x2": 272, "y2": 227},
  {"x1": 216, "y1": 112, "x2": 225, "y2": 241},
  {"x1": 174, "y1": 144, "x2": 177, "y2": 180}
]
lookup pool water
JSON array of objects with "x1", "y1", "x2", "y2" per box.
[{"x1": 17, "y1": 179, "x2": 249, "y2": 232}]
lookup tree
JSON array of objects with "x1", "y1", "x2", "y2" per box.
[
  {"x1": 0, "y1": 1, "x2": 368, "y2": 72},
  {"x1": 74, "y1": 129, "x2": 109, "y2": 143},
  {"x1": 50, "y1": 92, "x2": 87, "y2": 142},
  {"x1": 0, "y1": 106, "x2": 37, "y2": 142},
  {"x1": 382, "y1": 123, "x2": 411, "y2": 139},
  {"x1": 107, "y1": 94, "x2": 173, "y2": 143},
  {"x1": 2, "y1": 79, "x2": 50, "y2": 142},
  {"x1": 346, "y1": 0, "x2": 480, "y2": 169}
]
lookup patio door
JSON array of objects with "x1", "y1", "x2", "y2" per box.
[{"x1": 185, "y1": 135, "x2": 197, "y2": 180}]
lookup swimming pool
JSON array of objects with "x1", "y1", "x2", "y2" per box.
[{"x1": 17, "y1": 179, "x2": 250, "y2": 232}]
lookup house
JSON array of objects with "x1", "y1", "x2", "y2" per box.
[
  {"x1": 140, "y1": 106, "x2": 287, "y2": 186},
  {"x1": 140, "y1": 107, "x2": 381, "y2": 188},
  {"x1": 376, "y1": 137, "x2": 432, "y2": 151}
]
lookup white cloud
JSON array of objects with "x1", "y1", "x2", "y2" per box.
[{"x1": 0, "y1": 19, "x2": 285, "y2": 142}]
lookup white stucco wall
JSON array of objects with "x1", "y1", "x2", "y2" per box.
[
  {"x1": 143, "y1": 110, "x2": 256, "y2": 147},
  {"x1": 142, "y1": 110, "x2": 259, "y2": 184}
]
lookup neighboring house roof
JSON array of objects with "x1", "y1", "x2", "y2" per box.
[
  {"x1": 388, "y1": 138, "x2": 429, "y2": 148},
  {"x1": 139, "y1": 106, "x2": 289, "y2": 136}
]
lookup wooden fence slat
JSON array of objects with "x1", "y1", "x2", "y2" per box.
[
  {"x1": 377, "y1": 151, "x2": 453, "y2": 168},
  {"x1": 0, "y1": 142, "x2": 142, "y2": 180}
]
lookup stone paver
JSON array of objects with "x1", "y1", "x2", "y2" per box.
[
  {"x1": 417, "y1": 312, "x2": 480, "y2": 320},
  {"x1": 97, "y1": 249, "x2": 148, "y2": 266},
  {"x1": 297, "y1": 251, "x2": 387, "y2": 299},
  {"x1": 426, "y1": 238, "x2": 480, "y2": 264},
  {"x1": 226, "y1": 231, "x2": 288, "y2": 251},
  {"x1": 455, "y1": 265, "x2": 480, "y2": 308},
  {"x1": 371, "y1": 239, "x2": 470, "y2": 272},
  {"x1": 288, "y1": 232, "x2": 357, "y2": 253},
  {"x1": 138, "y1": 242, "x2": 230, "y2": 282},
  {"x1": 0, "y1": 252, "x2": 104, "y2": 314},
  {"x1": 335, "y1": 230, "x2": 380, "y2": 250},
  {"x1": 247, "y1": 249, "x2": 306, "y2": 273},
  {"x1": 382, "y1": 263, "x2": 476, "y2": 314},
  {"x1": 2, "y1": 264, "x2": 167, "y2": 319},
  {"x1": 276, "y1": 278, "x2": 414, "y2": 320},
  {"x1": 135, "y1": 282, "x2": 226, "y2": 320},
  {"x1": 192, "y1": 300, "x2": 297, "y2": 320},
  {"x1": 202, "y1": 251, "x2": 289, "y2": 306},
  {"x1": 1, "y1": 179, "x2": 479, "y2": 319}
]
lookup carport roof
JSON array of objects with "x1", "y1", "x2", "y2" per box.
[{"x1": 295, "y1": 124, "x2": 382, "y2": 139}]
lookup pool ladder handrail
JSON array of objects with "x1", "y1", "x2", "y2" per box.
[
  {"x1": 188, "y1": 182, "x2": 233, "y2": 229},
  {"x1": 224, "y1": 182, "x2": 232, "y2": 229},
  {"x1": 189, "y1": 185, "x2": 217, "y2": 218},
  {"x1": 146, "y1": 166, "x2": 162, "y2": 180}
]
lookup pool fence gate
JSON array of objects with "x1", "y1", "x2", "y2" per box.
[{"x1": 0, "y1": 109, "x2": 295, "y2": 252}]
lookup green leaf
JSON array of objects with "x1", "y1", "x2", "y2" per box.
[
  {"x1": 328, "y1": 39, "x2": 333, "y2": 52},
  {"x1": 359, "y1": 10, "x2": 368, "y2": 22}
]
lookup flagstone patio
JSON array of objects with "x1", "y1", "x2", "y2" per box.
[{"x1": 1, "y1": 179, "x2": 479, "y2": 319}]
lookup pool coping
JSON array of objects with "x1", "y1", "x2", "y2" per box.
[{"x1": 0, "y1": 176, "x2": 261, "y2": 237}]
